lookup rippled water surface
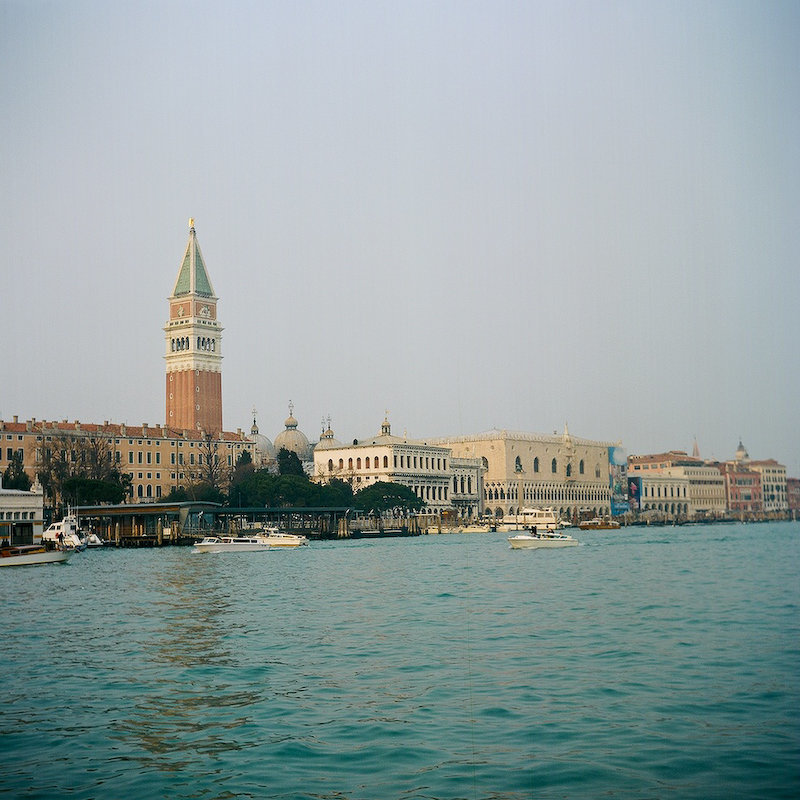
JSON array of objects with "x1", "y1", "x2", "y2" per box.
[{"x1": 2, "y1": 522, "x2": 799, "y2": 799}]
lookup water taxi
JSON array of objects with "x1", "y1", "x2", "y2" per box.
[
  {"x1": 507, "y1": 529, "x2": 579, "y2": 549},
  {"x1": 579, "y1": 517, "x2": 621, "y2": 530},
  {"x1": 193, "y1": 535, "x2": 274, "y2": 553},
  {"x1": 498, "y1": 507, "x2": 560, "y2": 531},
  {"x1": 0, "y1": 544, "x2": 73, "y2": 567}
]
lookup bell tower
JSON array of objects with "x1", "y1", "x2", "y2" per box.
[{"x1": 164, "y1": 219, "x2": 223, "y2": 434}]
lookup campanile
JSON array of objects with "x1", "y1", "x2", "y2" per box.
[{"x1": 164, "y1": 219, "x2": 223, "y2": 434}]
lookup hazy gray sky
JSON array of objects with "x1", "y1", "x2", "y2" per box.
[{"x1": 2, "y1": 1, "x2": 798, "y2": 474}]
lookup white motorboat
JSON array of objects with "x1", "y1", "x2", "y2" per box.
[
  {"x1": 0, "y1": 544, "x2": 73, "y2": 567},
  {"x1": 499, "y1": 507, "x2": 560, "y2": 532},
  {"x1": 85, "y1": 532, "x2": 106, "y2": 548},
  {"x1": 193, "y1": 535, "x2": 274, "y2": 553},
  {"x1": 508, "y1": 529, "x2": 579, "y2": 549},
  {"x1": 42, "y1": 514, "x2": 87, "y2": 551},
  {"x1": 239, "y1": 524, "x2": 309, "y2": 548}
]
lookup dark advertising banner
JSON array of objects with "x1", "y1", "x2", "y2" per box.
[{"x1": 628, "y1": 476, "x2": 642, "y2": 512}]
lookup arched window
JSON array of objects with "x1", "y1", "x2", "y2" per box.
[
  {"x1": 595, "y1": 465, "x2": 601, "y2": 478},
  {"x1": 384, "y1": 455, "x2": 389, "y2": 468},
  {"x1": 356, "y1": 458, "x2": 361, "y2": 469},
  {"x1": 515, "y1": 456, "x2": 522, "y2": 472},
  {"x1": 328, "y1": 459, "x2": 334, "y2": 471},
  {"x1": 365, "y1": 457, "x2": 370, "y2": 469},
  {"x1": 338, "y1": 458, "x2": 344, "y2": 469},
  {"x1": 566, "y1": 463, "x2": 572, "y2": 477},
  {"x1": 348, "y1": 458, "x2": 353, "y2": 469},
  {"x1": 551, "y1": 458, "x2": 557, "y2": 474},
  {"x1": 579, "y1": 460, "x2": 584, "y2": 475},
  {"x1": 460, "y1": 476, "x2": 465, "y2": 493},
  {"x1": 482, "y1": 456, "x2": 489, "y2": 470},
  {"x1": 533, "y1": 457, "x2": 539, "y2": 473}
]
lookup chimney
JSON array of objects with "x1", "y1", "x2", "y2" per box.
[{"x1": 13, "y1": 415, "x2": 19, "y2": 423}]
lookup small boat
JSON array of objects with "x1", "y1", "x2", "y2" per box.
[
  {"x1": 508, "y1": 529, "x2": 579, "y2": 549},
  {"x1": 0, "y1": 544, "x2": 73, "y2": 567},
  {"x1": 579, "y1": 517, "x2": 621, "y2": 530},
  {"x1": 238, "y1": 524, "x2": 309, "y2": 547},
  {"x1": 256, "y1": 526, "x2": 309, "y2": 547},
  {"x1": 498, "y1": 507, "x2": 560, "y2": 532},
  {"x1": 461, "y1": 523, "x2": 493, "y2": 533},
  {"x1": 85, "y1": 532, "x2": 106, "y2": 548},
  {"x1": 42, "y1": 514, "x2": 88, "y2": 551},
  {"x1": 193, "y1": 536, "x2": 274, "y2": 553}
]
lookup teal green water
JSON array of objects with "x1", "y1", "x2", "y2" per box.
[{"x1": 2, "y1": 522, "x2": 798, "y2": 799}]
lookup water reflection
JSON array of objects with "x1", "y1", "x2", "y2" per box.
[{"x1": 110, "y1": 553, "x2": 269, "y2": 774}]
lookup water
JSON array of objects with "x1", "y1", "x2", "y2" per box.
[{"x1": 2, "y1": 522, "x2": 798, "y2": 799}]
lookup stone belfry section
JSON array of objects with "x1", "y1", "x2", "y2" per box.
[{"x1": 164, "y1": 219, "x2": 223, "y2": 434}]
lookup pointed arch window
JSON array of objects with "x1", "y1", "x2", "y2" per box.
[{"x1": 551, "y1": 458, "x2": 557, "y2": 474}]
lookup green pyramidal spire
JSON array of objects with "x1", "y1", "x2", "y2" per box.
[{"x1": 172, "y1": 219, "x2": 216, "y2": 298}]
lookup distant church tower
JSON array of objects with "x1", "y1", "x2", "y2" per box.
[{"x1": 164, "y1": 219, "x2": 223, "y2": 434}]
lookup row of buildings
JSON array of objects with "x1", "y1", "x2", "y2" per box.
[{"x1": 2, "y1": 221, "x2": 795, "y2": 543}]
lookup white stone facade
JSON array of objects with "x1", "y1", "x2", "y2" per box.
[
  {"x1": 313, "y1": 419, "x2": 454, "y2": 514},
  {"x1": 0, "y1": 479, "x2": 44, "y2": 545},
  {"x1": 432, "y1": 427, "x2": 616, "y2": 520}
]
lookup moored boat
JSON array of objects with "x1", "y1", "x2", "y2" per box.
[
  {"x1": 0, "y1": 544, "x2": 73, "y2": 567},
  {"x1": 42, "y1": 514, "x2": 87, "y2": 550},
  {"x1": 507, "y1": 529, "x2": 579, "y2": 549},
  {"x1": 238, "y1": 524, "x2": 309, "y2": 547},
  {"x1": 498, "y1": 507, "x2": 560, "y2": 532},
  {"x1": 579, "y1": 517, "x2": 621, "y2": 530}
]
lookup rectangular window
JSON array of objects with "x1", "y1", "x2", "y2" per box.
[
  {"x1": 128, "y1": 452, "x2": 134, "y2": 464},
  {"x1": 146, "y1": 452, "x2": 151, "y2": 464},
  {"x1": 156, "y1": 452, "x2": 161, "y2": 465}
]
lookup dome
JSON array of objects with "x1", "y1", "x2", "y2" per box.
[
  {"x1": 274, "y1": 403, "x2": 312, "y2": 461},
  {"x1": 315, "y1": 420, "x2": 342, "y2": 451},
  {"x1": 249, "y1": 415, "x2": 276, "y2": 466}
]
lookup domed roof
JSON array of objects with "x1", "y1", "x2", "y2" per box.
[
  {"x1": 314, "y1": 418, "x2": 342, "y2": 451},
  {"x1": 274, "y1": 402, "x2": 312, "y2": 461},
  {"x1": 249, "y1": 415, "x2": 276, "y2": 466}
]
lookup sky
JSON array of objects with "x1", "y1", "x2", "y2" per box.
[{"x1": 2, "y1": 1, "x2": 799, "y2": 475}]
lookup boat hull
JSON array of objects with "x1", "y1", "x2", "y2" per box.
[
  {"x1": 0, "y1": 547, "x2": 73, "y2": 566},
  {"x1": 508, "y1": 534, "x2": 578, "y2": 549},
  {"x1": 193, "y1": 537, "x2": 273, "y2": 553}
]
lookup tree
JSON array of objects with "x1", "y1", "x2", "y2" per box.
[
  {"x1": 3, "y1": 451, "x2": 31, "y2": 491},
  {"x1": 277, "y1": 447, "x2": 305, "y2": 477},
  {"x1": 62, "y1": 476, "x2": 126, "y2": 505},
  {"x1": 194, "y1": 434, "x2": 227, "y2": 491},
  {"x1": 37, "y1": 432, "x2": 130, "y2": 509},
  {"x1": 354, "y1": 481, "x2": 426, "y2": 514}
]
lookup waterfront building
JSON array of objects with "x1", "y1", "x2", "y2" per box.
[
  {"x1": 787, "y1": 477, "x2": 800, "y2": 518},
  {"x1": 631, "y1": 473, "x2": 691, "y2": 519},
  {"x1": 431, "y1": 426, "x2": 618, "y2": 521},
  {"x1": 746, "y1": 459, "x2": 788, "y2": 514},
  {"x1": 717, "y1": 442, "x2": 763, "y2": 517},
  {"x1": 313, "y1": 417, "x2": 455, "y2": 516},
  {"x1": 0, "y1": 417, "x2": 254, "y2": 504},
  {"x1": 165, "y1": 219, "x2": 223, "y2": 434},
  {"x1": 0, "y1": 476, "x2": 44, "y2": 545},
  {"x1": 629, "y1": 452, "x2": 725, "y2": 518},
  {"x1": 448, "y1": 457, "x2": 485, "y2": 519}
]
